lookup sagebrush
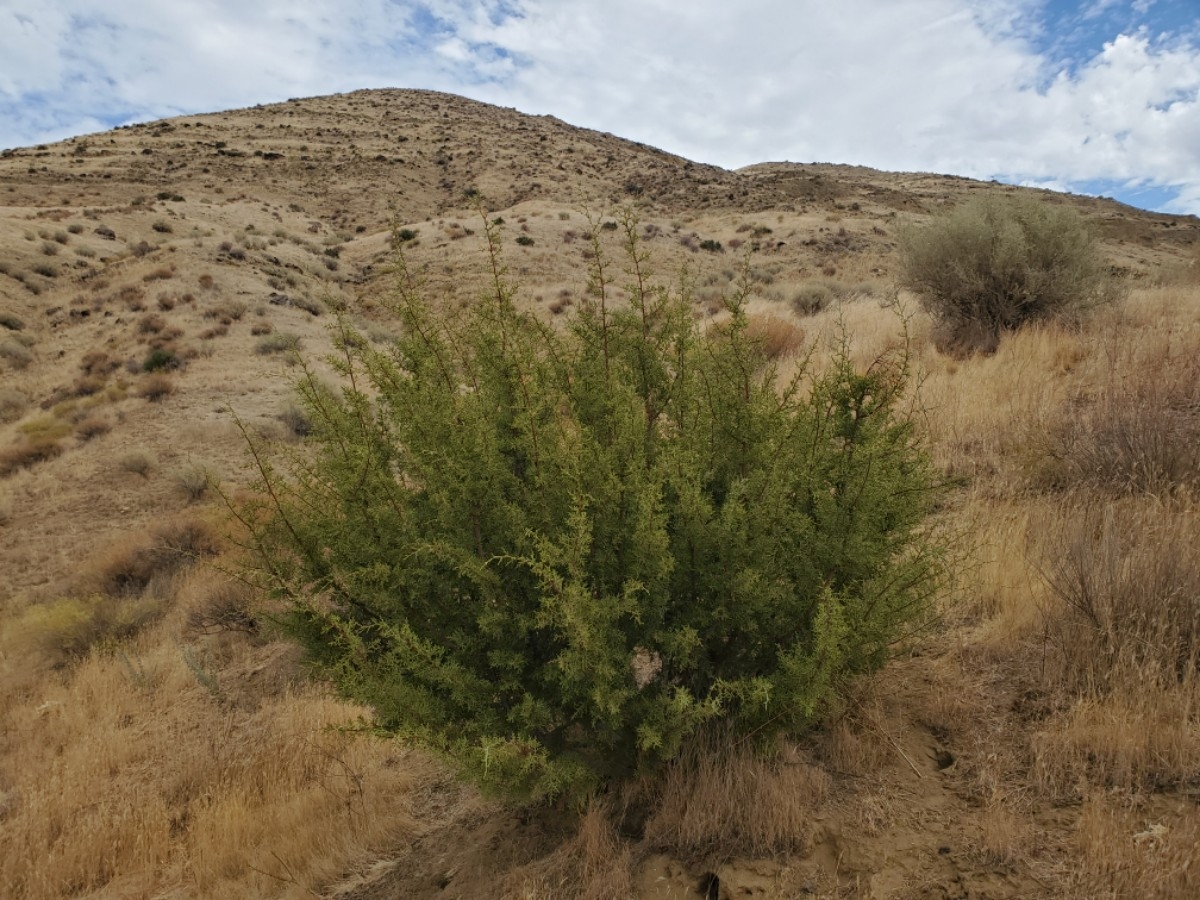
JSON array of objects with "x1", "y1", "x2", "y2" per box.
[{"x1": 900, "y1": 195, "x2": 1119, "y2": 354}]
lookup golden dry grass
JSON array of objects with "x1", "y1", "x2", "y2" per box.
[
  {"x1": 0, "y1": 584, "x2": 423, "y2": 899},
  {"x1": 1068, "y1": 794, "x2": 1200, "y2": 899},
  {"x1": 642, "y1": 734, "x2": 831, "y2": 858}
]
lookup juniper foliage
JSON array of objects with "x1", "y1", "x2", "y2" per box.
[{"x1": 238, "y1": 214, "x2": 945, "y2": 801}]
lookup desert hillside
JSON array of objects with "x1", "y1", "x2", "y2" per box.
[{"x1": 1, "y1": 89, "x2": 1198, "y2": 899}]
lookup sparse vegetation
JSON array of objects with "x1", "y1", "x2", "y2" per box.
[
  {"x1": 0, "y1": 438, "x2": 63, "y2": 476},
  {"x1": 142, "y1": 348, "x2": 179, "y2": 371},
  {"x1": 143, "y1": 265, "x2": 175, "y2": 282},
  {"x1": 75, "y1": 415, "x2": 112, "y2": 441},
  {"x1": 0, "y1": 387, "x2": 28, "y2": 423},
  {"x1": 117, "y1": 449, "x2": 158, "y2": 476},
  {"x1": 277, "y1": 401, "x2": 312, "y2": 437},
  {"x1": 255, "y1": 331, "x2": 301, "y2": 354},
  {"x1": 0, "y1": 339, "x2": 33, "y2": 369},
  {"x1": 742, "y1": 313, "x2": 806, "y2": 359},
  {"x1": 137, "y1": 374, "x2": 175, "y2": 403},
  {"x1": 1, "y1": 92, "x2": 1199, "y2": 900},
  {"x1": 173, "y1": 464, "x2": 210, "y2": 502}
]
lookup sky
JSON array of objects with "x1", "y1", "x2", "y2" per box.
[{"x1": 1, "y1": 1, "x2": 1198, "y2": 214}]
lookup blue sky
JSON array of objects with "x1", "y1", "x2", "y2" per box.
[{"x1": 1, "y1": 1, "x2": 1198, "y2": 214}]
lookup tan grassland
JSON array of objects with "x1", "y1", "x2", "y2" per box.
[{"x1": 1, "y1": 89, "x2": 1198, "y2": 898}]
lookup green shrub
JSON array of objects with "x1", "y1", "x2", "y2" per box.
[
  {"x1": 256, "y1": 332, "x2": 301, "y2": 355},
  {"x1": 240, "y1": 217, "x2": 945, "y2": 803},
  {"x1": 142, "y1": 348, "x2": 179, "y2": 371},
  {"x1": 899, "y1": 195, "x2": 1119, "y2": 354},
  {"x1": 515, "y1": 234, "x2": 535, "y2": 246}
]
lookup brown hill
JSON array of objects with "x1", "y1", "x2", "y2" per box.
[{"x1": 1, "y1": 89, "x2": 1198, "y2": 900}]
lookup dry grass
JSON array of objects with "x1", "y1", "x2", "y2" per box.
[
  {"x1": 5, "y1": 519, "x2": 225, "y2": 669},
  {"x1": 642, "y1": 733, "x2": 830, "y2": 858},
  {"x1": 1033, "y1": 687, "x2": 1199, "y2": 799},
  {"x1": 138, "y1": 373, "x2": 176, "y2": 402},
  {"x1": 1067, "y1": 795, "x2": 1200, "y2": 899},
  {"x1": 502, "y1": 803, "x2": 635, "y2": 900},
  {"x1": 743, "y1": 312, "x2": 806, "y2": 360},
  {"x1": 0, "y1": 338, "x2": 34, "y2": 369},
  {"x1": 0, "y1": 386, "x2": 29, "y2": 423},
  {"x1": 1039, "y1": 499, "x2": 1200, "y2": 694},
  {"x1": 979, "y1": 801, "x2": 1026, "y2": 866},
  {"x1": 117, "y1": 448, "x2": 158, "y2": 477},
  {"x1": 0, "y1": 438, "x2": 63, "y2": 477},
  {"x1": 75, "y1": 414, "x2": 112, "y2": 441},
  {"x1": 86, "y1": 517, "x2": 222, "y2": 597},
  {"x1": 0, "y1": 640, "x2": 420, "y2": 899}
]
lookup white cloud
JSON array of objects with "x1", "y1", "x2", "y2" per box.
[{"x1": 0, "y1": 0, "x2": 1197, "y2": 213}]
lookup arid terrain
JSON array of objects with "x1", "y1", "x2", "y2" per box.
[{"x1": 1, "y1": 88, "x2": 1198, "y2": 899}]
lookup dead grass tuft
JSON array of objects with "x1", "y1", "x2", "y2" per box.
[
  {"x1": 138, "y1": 373, "x2": 176, "y2": 402},
  {"x1": 75, "y1": 414, "x2": 112, "y2": 441},
  {"x1": 502, "y1": 802, "x2": 635, "y2": 900},
  {"x1": 80, "y1": 349, "x2": 120, "y2": 377},
  {"x1": 0, "y1": 438, "x2": 63, "y2": 476},
  {"x1": 979, "y1": 801, "x2": 1026, "y2": 865},
  {"x1": 11, "y1": 592, "x2": 167, "y2": 665},
  {"x1": 183, "y1": 573, "x2": 257, "y2": 636},
  {"x1": 86, "y1": 517, "x2": 222, "y2": 599},
  {"x1": 643, "y1": 733, "x2": 829, "y2": 858},
  {"x1": 0, "y1": 387, "x2": 29, "y2": 423},
  {"x1": 0, "y1": 645, "x2": 420, "y2": 899},
  {"x1": 744, "y1": 313, "x2": 806, "y2": 360},
  {"x1": 1036, "y1": 342, "x2": 1200, "y2": 494},
  {"x1": 1032, "y1": 687, "x2": 1200, "y2": 799},
  {"x1": 0, "y1": 339, "x2": 34, "y2": 370}
]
